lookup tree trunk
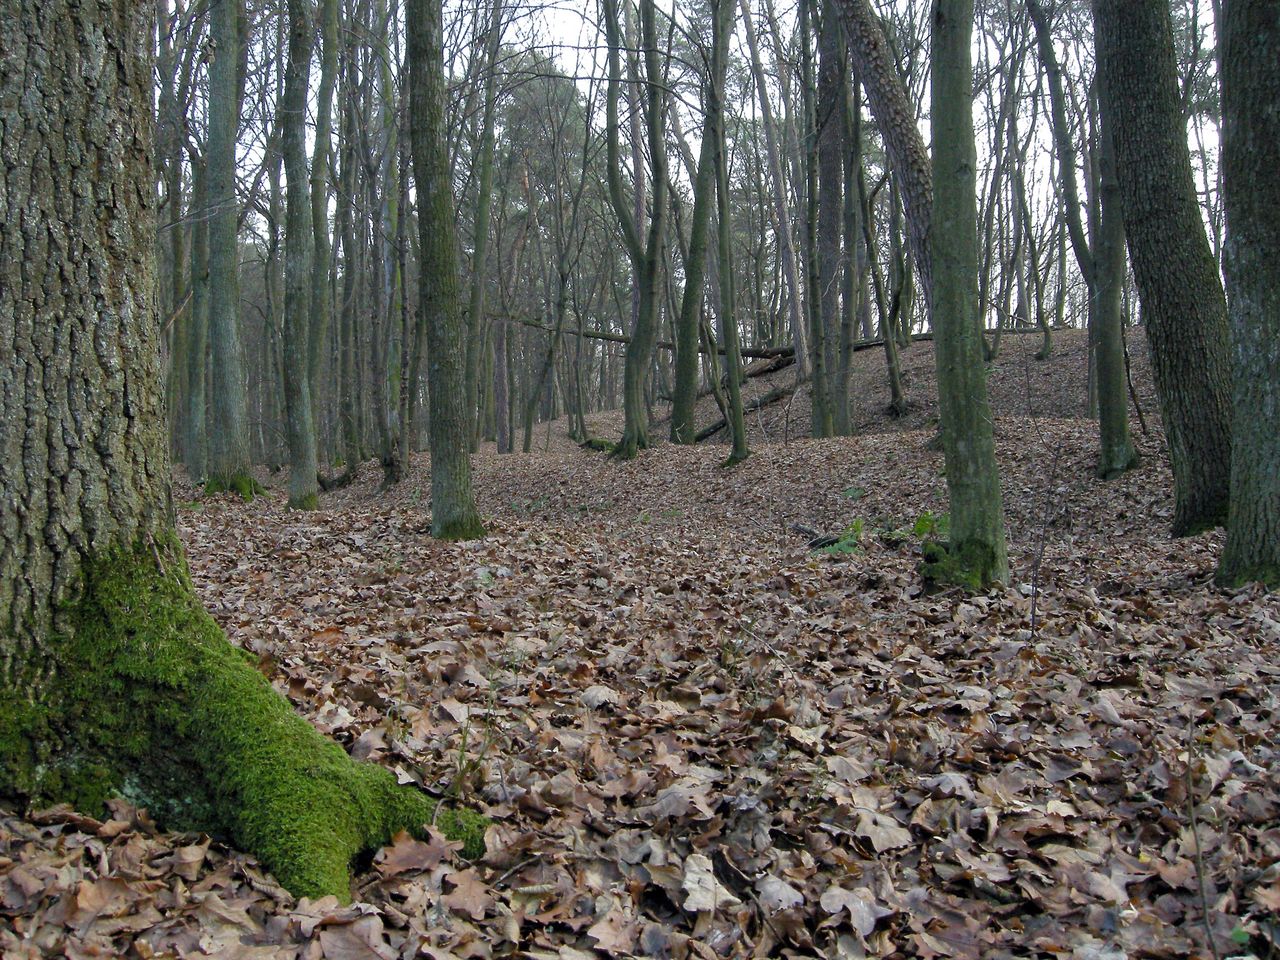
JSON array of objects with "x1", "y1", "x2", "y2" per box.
[
  {"x1": 603, "y1": 0, "x2": 668, "y2": 460},
  {"x1": 205, "y1": 0, "x2": 257, "y2": 497},
  {"x1": 670, "y1": 60, "x2": 719, "y2": 444},
  {"x1": 407, "y1": 0, "x2": 486, "y2": 539},
  {"x1": 464, "y1": 0, "x2": 504, "y2": 449},
  {"x1": 308, "y1": 0, "x2": 338, "y2": 421},
  {"x1": 1027, "y1": 0, "x2": 1135, "y2": 478},
  {"x1": 712, "y1": 0, "x2": 750, "y2": 464},
  {"x1": 818, "y1": 0, "x2": 849, "y2": 434},
  {"x1": 1093, "y1": 0, "x2": 1233, "y2": 535},
  {"x1": 1217, "y1": 0, "x2": 1279, "y2": 589},
  {"x1": 925, "y1": 0, "x2": 1009, "y2": 587},
  {"x1": 281, "y1": 0, "x2": 319, "y2": 509},
  {"x1": 183, "y1": 159, "x2": 211, "y2": 479},
  {"x1": 0, "y1": 0, "x2": 485, "y2": 902}
]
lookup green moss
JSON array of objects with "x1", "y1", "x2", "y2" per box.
[
  {"x1": 1, "y1": 537, "x2": 487, "y2": 900},
  {"x1": 433, "y1": 516, "x2": 487, "y2": 542},
  {"x1": 920, "y1": 538, "x2": 999, "y2": 591},
  {"x1": 288, "y1": 491, "x2": 319, "y2": 511},
  {"x1": 580, "y1": 437, "x2": 616, "y2": 454},
  {"x1": 1216, "y1": 563, "x2": 1280, "y2": 591},
  {"x1": 204, "y1": 474, "x2": 266, "y2": 502}
]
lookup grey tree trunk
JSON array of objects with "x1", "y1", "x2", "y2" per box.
[
  {"x1": 281, "y1": 0, "x2": 319, "y2": 509},
  {"x1": 183, "y1": 158, "x2": 210, "y2": 479},
  {"x1": 1217, "y1": 0, "x2": 1279, "y2": 589},
  {"x1": 741, "y1": 0, "x2": 811, "y2": 377},
  {"x1": 817, "y1": 0, "x2": 849, "y2": 434},
  {"x1": 205, "y1": 0, "x2": 256, "y2": 497},
  {"x1": 308, "y1": 0, "x2": 338, "y2": 405},
  {"x1": 670, "y1": 54, "x2": 720, "y2": 445},
  {"x1": 603, "y1": 0, "x2": 668, "y2": 460},
  {"x1": 926, "y1": 0, "x2": 1009, "y2": 588},
  {"x1": 711, "y1": 0, "x2": 750, "y2": 464},
  {"x1": 407, "y1": 0, "x2": 485, "y2": 539},
  {"x1": 0, "y1": 0, "x2": 485, "y2": 902},
  {"x1": 464, "y1": 0, "x2": 504, "y2": 450},
  {"x1": 1027, "y1": 0, "x2": 1135, "y2": 478},
  {"x1": 1093, "y1": 0, "x2": 1233, "y2": 535}
]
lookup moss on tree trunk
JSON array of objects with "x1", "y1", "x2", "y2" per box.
[{"x1": 1, "y1": 539, "x2": 486, "y2": 900}]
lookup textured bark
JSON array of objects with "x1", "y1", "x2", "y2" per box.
[
  {"x1": 0, "y1": 0, "x2": 485, "y2": 901},
  {"x1": 407, "y1": 0, "x2": 485, "y2": 539},
  {"x1": 205, "y1": 0, "x2": 255, "y2": 492},
  {"x1": 925, "y1": 0, "x2": 1009, "y2": 588},
  {"x1": 833, "y1": 0, "x2": 933, "y2": 313},
  {"x1": 1093, "y1": 0, "x2": 1233, "y2": 535},
  {"x1": 1218, "y1": 0, "x2": 1279, "y2": 588},
  {"x1": 281, "y1": 0, "x2": 319, "y2": 509}
]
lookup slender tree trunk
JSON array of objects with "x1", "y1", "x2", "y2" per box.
[
  {"x1": 281, "y1": 0, "x2": 319, "y2": 509},
  {"x1": 1027, "y1": 0, "x2": 1135, "y2": 478},
  {"x1": 407, "y1": 0, "x2": 485, "y2": 539},
  {"x1": 464, "y1": 0, "x2": 504, "y2": 449},
  {"x1": 603, "y1": 0, "x2": 668, "y2": 460},
  {"x1": 670, "y1": 75, "x2": 718, "y2": 444},
  {"x1": 712, "y1": 0, "x2": 750, "y2": 464},
  {"x1": 1217, "y1": 0, "x2": 1279, "y2": 588},
  {"x1": 308, "y1": 0, "x2": 338, "y2": 418},
  {"x1": 205, "y1": 0, "x2": 256, "y2": 496},
  {"x1": 926, "y1": 0, "x2": 1009, "y2": 587},
  {"x1": 183, "y1": 159, "x2": 211, "y2": 479},
  {"x1": 818, "y1": 0, "x2": 848, "y2": 434},
  {"x1": 741, "y1": 0, "x2": 811, "y2": 377},
  {"x1": 1093, "y1": 0, "x2": 1233, "y2": 535}
]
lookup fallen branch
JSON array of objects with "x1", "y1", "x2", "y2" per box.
[{"x1": 695, "y1": 384, "x2": 795, "y2": 442}]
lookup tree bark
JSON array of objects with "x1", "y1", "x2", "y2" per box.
[
  {"x1": 407, "y1": 0, "x2": 486, "y2": 539},
  {"x1": 205, "y1": 0, "x2": 257, "y2": 496},
  {"x1": 1027, "y1": 0, "x2": 1136, "y2": 478},
  {"x1": 1093, "y1": 0, "x2": 1233, "y2": 535},
  {"x1": 1217, "y1": 0, "x2": 1279, "y2": 588},
  {"x1": 925, "y1": 0, "x2": 1009, "y2": 587},
  {"x1": 281, "y1": 0, "x2": 319, "y2": 509},
  {"x1": 0, "y1": 0, "x2": 485, "y2": 902}
]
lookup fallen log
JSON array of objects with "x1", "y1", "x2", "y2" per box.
[{"x1": 695, "y1": 384, "x2": 795, "y2": 442}]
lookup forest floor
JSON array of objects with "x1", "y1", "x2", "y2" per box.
[{"x1": 4, "y1": 331, "x2": 1280, "y2": 959}]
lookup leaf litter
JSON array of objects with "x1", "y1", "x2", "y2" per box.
[{"x1": 4, "y1": 334, "x2": 1279, "y2": 958}]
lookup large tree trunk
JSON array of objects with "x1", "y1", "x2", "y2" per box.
[
  {"x1": 205, "y1": 0, "x2": 257, "y2": 496},
  {"x1": 407, "y1": 0, "x2": 486, "y2": 539},
  {"x1": 1093, "y1": 0, "x2": 1233, "y2": 535},
  {"x1": 1217, "y1": 0, "x2": 1279, "y2": 589},
  {"x1": 0, "y1": 0, "x2": 484, "y2": 901},
  {"x1": 926, "y1": 0, "x2": 1009, "y2": 588}
]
